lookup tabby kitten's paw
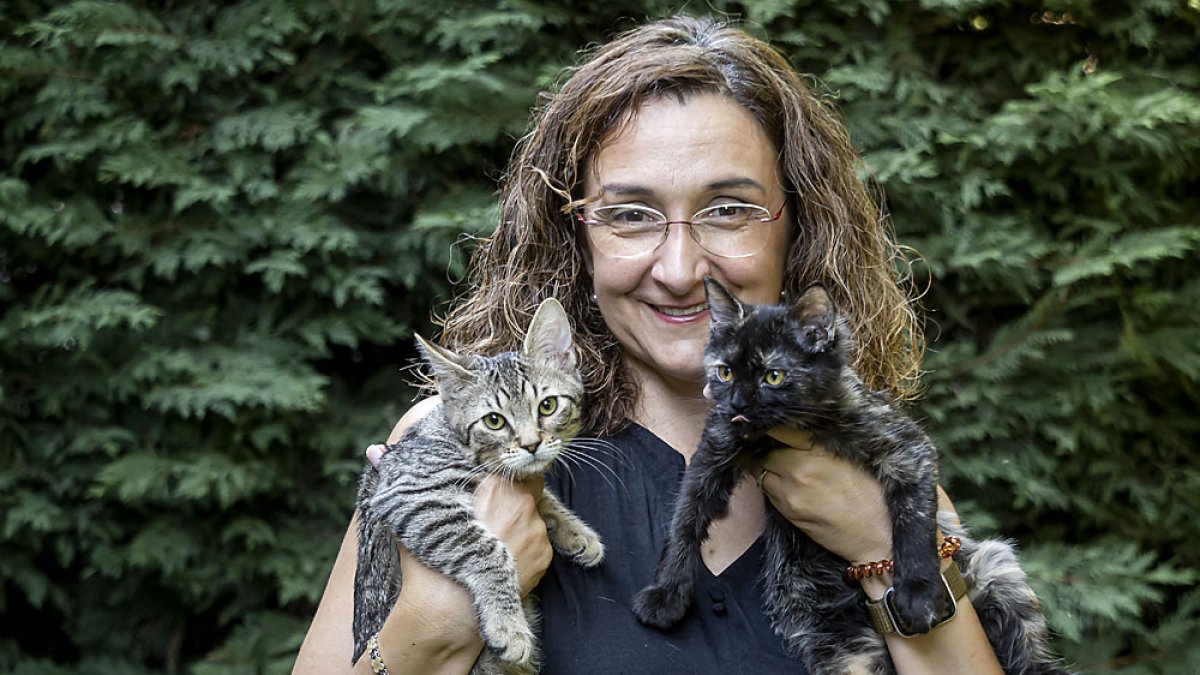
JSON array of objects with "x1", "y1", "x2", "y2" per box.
[
  {"x1": 548, "y1": 519, "x2": 605, "y2": 568},
  {"x1": 893, "y1": 570, "x2": 953, "y2": 635},
  {"x1": 480, "y1": 616, "x2": 536, "y2": 667},
  {"x1": 632, "y1": 582, "x2": 691, "y2": 629},
  {"x1": 571, "y1": 533, "x2": 605, "y2": 568}
]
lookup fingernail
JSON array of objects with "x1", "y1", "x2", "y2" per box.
[{"x1": 366, "y1": 444, "x2": 385, "y2": 468}]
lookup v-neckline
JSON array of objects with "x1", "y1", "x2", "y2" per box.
[
  {"x1": 623, "y1": 422, "x2": 768, "y2": 578},
  {"x1": 703, "y1": 531, "x2": 766, "y2": 579}
]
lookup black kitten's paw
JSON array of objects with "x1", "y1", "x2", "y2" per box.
[
  {"x1": 893, "y1": 572, "x2": 953, "y2": 635},
  {"x1": 632, "y1": 583, "x2": 691, "y2": 629}
]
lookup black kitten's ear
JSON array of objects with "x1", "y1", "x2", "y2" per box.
[
  {"x1": 415, "y1": 334, "x2": 476, "y2": 394},
  {"x1": 704, "y1": 276, "x2": 746, "y2": 327},
  {"x1": 791, "y1": 283, "x2": 837, "y2": 353},
  {"x1": 523, "y1": 297, "x2": 577, "y2": 370}
]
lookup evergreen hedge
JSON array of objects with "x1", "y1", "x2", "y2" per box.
[{"x1": 1, "y1": 1, "x2": 1197, "y2": 673}]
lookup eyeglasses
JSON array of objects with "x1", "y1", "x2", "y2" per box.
[{"x1": 574, "y1": 202, "x2": 786, "y2": 259}]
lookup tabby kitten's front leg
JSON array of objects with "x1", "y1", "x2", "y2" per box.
[
  {"x1": 538, "y1": 491, "x2": 605, "y2": 568},
  {"x1": 632, "y1": 434, "x2": 743, "y2": 628},
  {"x1": 381, "y1": 498, "x2": 535, "y2": 669}
]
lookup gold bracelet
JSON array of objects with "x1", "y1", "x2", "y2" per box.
[{"x1": 367, "y1": 633, "x2": 391, "y2": 675}]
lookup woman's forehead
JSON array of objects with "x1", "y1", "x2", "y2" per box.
[{"x1": 583, "y1": 93, "x2": 783, "y2": 199}]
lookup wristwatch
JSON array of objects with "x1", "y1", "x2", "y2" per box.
[{"x1": 865, "y1": 562, "x2": 968, "y2": 637}]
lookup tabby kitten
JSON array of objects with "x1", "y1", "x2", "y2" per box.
[
  {"x1": 632, "y1": 278, "x2": 1068, "y2": 675},
  {"x1": 352, "y1": 298, "x2": 604, "y2": 675}
]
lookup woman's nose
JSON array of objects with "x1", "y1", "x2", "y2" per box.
[{"x1": 651, "y1": 222, "x2": 710, "y2": 293}]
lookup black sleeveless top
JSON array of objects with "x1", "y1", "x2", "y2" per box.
[{"x1": 539, "y1": 424, "x2": 809, "y2": 674}]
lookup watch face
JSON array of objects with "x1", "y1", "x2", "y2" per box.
[{"x1": 882, "y1": 574, "x2": 957, "y2": 638}]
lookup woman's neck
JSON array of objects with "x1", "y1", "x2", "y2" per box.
[{"x1": 628, "y1": 365, "x2": 712, "y2": 461}]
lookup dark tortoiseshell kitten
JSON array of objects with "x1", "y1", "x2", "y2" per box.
[{"x1": 632, "y1": 278, "x2": 1069, "y2": 675}]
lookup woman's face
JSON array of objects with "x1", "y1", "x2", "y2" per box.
[{"x1": 581, "y1": 92, "x2": 792, "y2": 390}]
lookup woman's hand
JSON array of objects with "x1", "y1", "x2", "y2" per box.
[
  {"x1": 472, "y1": 474, "x2": 554, "y2": 597},
  {"x1": 388, "y1": 472, "x2": 553, "y2": 649},
  {"x1": 756, "y1": 427, "x2": 893, "y2": 563}
]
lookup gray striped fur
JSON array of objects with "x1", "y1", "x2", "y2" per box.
[{"x1": 351, "y1": 299, "x2": 603, "y2": 673}]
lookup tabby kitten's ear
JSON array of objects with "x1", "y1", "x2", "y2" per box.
[
  {"x1": 523, "y1": 298, "x2": 577, "y2": 370},
  {"x1": 704, "y1": 276, "x2": 746, "y2": 327},
  {"x1": 415, "y1": 334, "x2": 476, "y2": 394},
  {"x1": 791, "y1": 283, "x2": 837, "y2": 353}
]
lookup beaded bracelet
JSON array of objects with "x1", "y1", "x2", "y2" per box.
[
  {"x1": 843, "y1": 535, "x2": 961, "y2": 585},
  {"x1": 367, "y1": 633, "x2": 391, "y2": 675}
]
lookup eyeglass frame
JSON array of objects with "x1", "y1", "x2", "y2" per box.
[{"x1": 573, "y1": 201, "x2": 788, "y2": 259}]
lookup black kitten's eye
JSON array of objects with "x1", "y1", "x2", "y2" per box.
[
  {"x1": 482, "y1": 413, "x2": 507, "y2": 430},
  {"x1": 716, "y1": 365, "x2": 733, "y2": 382},
  {"x1": 538, "y1": 397, "x2": 558, "y2": 416},
  {"x1": 763, "y1": 369, "x2": 786, "y2": 386}
]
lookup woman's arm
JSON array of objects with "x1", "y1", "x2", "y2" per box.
[
  {"x1": 292, "y1": 398, "x2": 553, "y2": 674},
  {"x1": 858, "y1": 491, "x2": 1003, "y2": 674},
  {"x1": 759, "y1": 428, "x2": 1004, "y2": 675}
]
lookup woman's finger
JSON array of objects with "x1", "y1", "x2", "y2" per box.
[
  {"x1": 765, "y1": 426, "x2": 817, "y2": 451},
  {"x1": 365, "y1": 443, "x2": 386, "y2": 468}
]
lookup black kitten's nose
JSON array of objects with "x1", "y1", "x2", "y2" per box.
[{"x1": 731, "y1": 389, "x2": 752, "y2": 413}]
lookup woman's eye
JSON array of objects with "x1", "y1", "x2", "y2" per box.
[
  {"x1": 482, "y1": 413, "x2": 507, "y2": 430},
  {"x1": 615, "y1": 208, "x2": 651, "y2": 223},
  {"x1": 595, "y1": 205, "x2": 661, "y2": 226},
  {"x1": 538, "y1": 397, "x2": 558, "y2": 416},
  {"x1": 763, "y1": 370, "x2": 785, "y2": 386},
  {"x1": 716, "y1": 365, "x2": 733, "y2": 382}
]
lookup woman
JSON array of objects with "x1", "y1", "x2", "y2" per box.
[{"x1": 295, "y1": 15, "x2": 1007, "y2": 674}]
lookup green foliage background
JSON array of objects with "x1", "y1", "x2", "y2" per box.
[{"x1": 1, "y1": 1, "x2": 1197, "y2": 673}]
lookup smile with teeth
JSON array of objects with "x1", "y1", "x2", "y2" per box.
[{"x1": 654, "y1": 303, "x2": 707, "y2": 317}]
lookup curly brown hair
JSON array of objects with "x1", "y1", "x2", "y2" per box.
[{"x1": 438, "y1": 15, "x2": 922, "y2": 435}]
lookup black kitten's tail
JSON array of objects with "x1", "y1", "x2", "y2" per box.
[{"x1": 944, "y1": 516, "x2": 1076, "y2": 675}]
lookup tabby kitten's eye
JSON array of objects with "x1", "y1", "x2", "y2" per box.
[
  {"x1": 716, "y1": 365, "x2": 733, "y2": 382},
  {"x1": 763, "y1": 370, "x2": 786, "y2": 386},
  {"x1": 482, "y1": 413, "x2": 507, "y2": 430},
  {"x1": 538, "y1": 397, "x2": 558, "y2": 416}
]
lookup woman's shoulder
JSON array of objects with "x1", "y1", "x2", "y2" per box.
[{"x1": 386, "y1": 395, "x2": 442, "y2": 443}]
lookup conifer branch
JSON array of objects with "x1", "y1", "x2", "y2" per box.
[
  {"x1": 325, "y1": 0, "x2": 394, "y2": 65},
  {"x1": 947, "y1": 290, "x2": 1072, "y2": 378}
]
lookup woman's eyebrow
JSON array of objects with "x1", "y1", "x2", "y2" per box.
[
  {"x1": 706, "y1": 177, "x2": 767, "y2": 193},
  {"x1": 599, "y1": 183, "x2": 654, "y2": 198}
]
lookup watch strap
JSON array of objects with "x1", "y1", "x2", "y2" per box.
[{"x1": 866, "y1": 562, "x2": 967, "y2": 637}]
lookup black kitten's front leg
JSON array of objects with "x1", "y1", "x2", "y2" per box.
[
  {"x1": 885, "y1": 467, "x2": 948, "y2": 635},
  {"x1": 632, "y1": 434, "x2": 743, "y2": 629}
]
